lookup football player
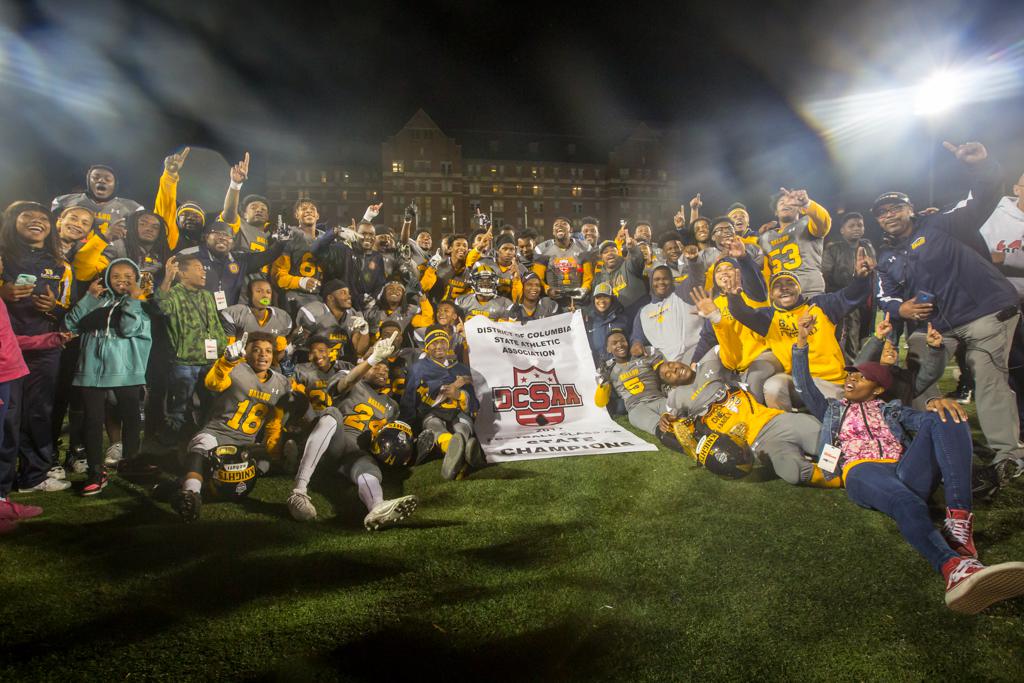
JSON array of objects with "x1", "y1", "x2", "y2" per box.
[
  {"x1": 480, "y1": 233, "x2": 526, "y2": 301},
  {"x1": 364, "y1": 276, "x2": 434, "y2": 338},
  {"x1": 271, "y1": 198, "x2": 324, "y2": 315},
  {"x1": 596, "y1": 330, "x2": 668, "y2": 434},
  {"x1": 287, "y1": 333, "x2": 420, "y2": 530},
  {"x1": 507, "y1": 271, "x2": 559, "y2": 322},
  {"x1": 420, "y1": 233, "x2": 472, "y2": 301},
  {"x1": 758, "y1": 188, "x2": 832, "y2": 295},
  {"x1": 656, "y1": 357, "x2": 837, "y2": 487},
  {"x1": 220, "y1": 278, "x2": 293, "y2": 357},
  {"x1": 172, "y1": 332, "x2": 292, "y2": 522},
  {"x1": 401, "y1": 326, "x2": 483, "y2": 480},
  {"x1": 293, "y1": 279, "x2": 370, "y2": 363},
  {"x1": 533, "y1": 217, "x2": 594, "y2": 307},
  {"x1": 455, "y1": 262, "x2": 513, "y2": 321},
  {"x1": 291, "y1": 336, "x2": 350, "y2": 426}
]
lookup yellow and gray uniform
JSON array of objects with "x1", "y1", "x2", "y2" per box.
[
  {"x1": 321, "y1": 378, "x2": 399, "y2": 480},
  {"x1": 758, "y1": 201, "x2": 831, "y2": 295},
  {"x1": 533, "y1": 238, "x2": 594, "y2": 294},
  {"x1": 294, "y1": 302, "x2": 367, "y2": 361},
  {"x1": 191, "y1": 358, "x2": 291, "y2": 451},
  {"x1": 596, "y1": 352, "x2": 667, "y2": 434},
  {"x1": 219, "y1": 304, "x2": 293, "y2": 351},
  {"x1": 454, "y1": 293, "x2": 513, "y2": 321},
  {"x1": 271, "y1": 231, "x2": 323, "y2": 311}
]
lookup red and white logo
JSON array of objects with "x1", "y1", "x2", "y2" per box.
[{"x1": 493, "y1": 366, "x2": 583, "y2": 426}]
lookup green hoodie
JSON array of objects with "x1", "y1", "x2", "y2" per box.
[
  {"x1": 65, "y1": 258, "x2": 152, "y2": 388},
  {"x1": 155, "y1": 281, "x2": 227, "y2": 365}
]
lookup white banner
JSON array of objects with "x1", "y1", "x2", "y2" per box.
[{"x1": 465, "y1": 310, "x2": 658, "y2": 463}]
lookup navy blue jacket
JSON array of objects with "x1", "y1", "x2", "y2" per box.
[
  {"x1": 583, "y1": 298, "x2": 628, "y2": 365},
  {"x1": 876, "y1": 160, "x2": 1017, "y2": 332},
  {"x1": 194, "y1": 242, "x2": 284, "y2": 306}
]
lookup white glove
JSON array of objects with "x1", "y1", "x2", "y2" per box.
[
  {"x1": 428, "y1": 252, "x2": 444, "y2": 270},
  {"x1": 363, "y1": 205, "x2": 381, "y2": 222},
  {"x1": 352, "y1": 317, "x2": 370, "y2": 335},
  {"x1": 368, "y1": 332, "x2": 398, "y2": 366},
  {"x1": 299, "y1": 277, "x2": 320, "y2": 293},
  {"x1": 224, "y1": 332, "x2": 248, "y2": 362},
  {"x1": 337, "y1": 227, "x2": 360, "y2": 246}
]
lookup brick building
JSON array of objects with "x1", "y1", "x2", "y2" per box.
[{"x1": 267, "y1": 109, "x2": 682, "y2": 238}]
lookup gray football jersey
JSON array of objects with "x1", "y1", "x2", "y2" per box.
[
  {"x1": 220, "y1": 304, "x2": 293, "y2": 341},
  {"x1": 334, "y1": 379, "x2": 399, "y2": 441},
  {"x1": 535, "y1": 238, "x2": 591, "y2": 290},
  {"x1": 234, "y1": 221, "x2": 271, "y2": 254},
  {"x1": 296, "y1": 302, "x2": 366, "y2": 349},
  {"x1": 606, "y1": 352, "x2": 667, "y2": 411},
  {"x1": 759, "y1": 216, "x2": 825, "y2": 295},
  {"x1": 202, "y1": 363, "x2": 291, "y2": 446},
  {"x1": 293, "y1": 361, "x2": 345, "y2": 412},
  {"x1": 365, "y1": 303, "x2": 423, "y2": 335},
  {"x1": 455, "y1": 293, "x2": 513, "y2": 321}
]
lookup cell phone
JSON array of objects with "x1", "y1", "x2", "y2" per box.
[
  {"x1": 15, "y1": 274, "x2": 37, "y2": 286},
  {"x1": 916, "y1": 291, "x2": 935, "y2": 305}
]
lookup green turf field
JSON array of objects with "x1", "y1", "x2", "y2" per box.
[{"x1": 2, "y1": 379, "x2": 1024, "y2": 681}]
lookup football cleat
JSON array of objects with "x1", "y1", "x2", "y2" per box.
[
  {"x1": 465, "y1": 437, "x2": 486, "y2": 468},
  {"x1": 363, "y1": 495, "x2": 418, "y2": 531},
  {"x1": 943, "y1": 557, "x2": 1024, "y2": 614},
  {"x1": 287, "y1": 490, "x2": 317, "y2": 522},
  {"x1": 171, "y1": 489, "x2": 202, "y2": 523},
  {"x1": 440, "y1": 434, "x2": 468, "y2": 481},
  {"x1": 104, "y1": 442, "x2": 123, "y2": 466}
]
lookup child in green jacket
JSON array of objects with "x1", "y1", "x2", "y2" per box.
[{"x1": 66, "y1": 258, "x2": 152, "y2": 495}]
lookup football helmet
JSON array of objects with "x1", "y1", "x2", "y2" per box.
[
  {"x1": 204, "y1": 444, "x2": 258, "y2": 498},
  {"x1": 372, "y1": 421, "x2": 415, "y2": 467},
  {"x1": 672, "y1": 418, "x2": 754, "y2": 479},
  {"x1": 470, "y1": 262, "x2": 499, "y2": 298}
]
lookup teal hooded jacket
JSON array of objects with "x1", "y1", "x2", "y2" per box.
[{"x1": 65, "y1": 258, "x2": 152, "y2": 388}]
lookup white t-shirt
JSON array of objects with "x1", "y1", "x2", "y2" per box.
[{"x1": 980, "y1": 196, "x2": 1024, "y2": 299}]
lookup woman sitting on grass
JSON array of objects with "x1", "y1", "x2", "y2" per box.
[{"x1": 791, "y1": 312, "x2": 1024, "y2": 614}]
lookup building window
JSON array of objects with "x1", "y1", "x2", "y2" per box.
[
  {"x1": 344, "y1": 172, "x2": 350, "y2": 182},
  {"x1": 573, "y1": 202, "x2": 583, "y2": 215},
  {"x1": 533, "y1": 201, "x2": 543, "y2": 212},
  {"x1": 493, "y1": 200, "x2": 504, "y2": 212},
  {"x1": 618, "y1": 168, "x2": 629, "y2": 179},
  {"x1": 515, "y1": 184, "x2": 523, "y2": 195},
  {"x1": 571, "y1": 185, "x2": 583, "y2": 197},
  {"x1": 491, "y1": 184, "x2": 501, "y2": 195},
  {"x1": 532, "y1": 185, "x2": 542, "y2": 197},
  {"x1": 469, "y1": 183, "x2": 480, "y2": 195},
  {"x1": 441, "y1": 161, "x2": 453, "y2": 176},
  {"x1": 620, "y1": 201, "x2": 630, "y2": 210},
  {"x1": 531, "y1": 167, "x2": 539, "y2": 178},
  {"x1": 320, "y1": 171, "x2": 328, "y2": 184},
  {"x1": 392, "y1": 161, "x2": 404, "y2": 174},
  {"x1": 341, "y1": 191, "x2": 348, "y2": 200},
  {"x1": 470, "y1": 200, "x2": 481, "y2": 213},
  {"x1": 489, "y1": 165, "x2": 497, "y2": 175}
]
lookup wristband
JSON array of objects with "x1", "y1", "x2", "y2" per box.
[{"x1": 229, "y1": 180, "x2": 243, "y2": 191}]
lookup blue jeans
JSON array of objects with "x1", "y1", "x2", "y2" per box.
[
  {"x1": 165, "y1": 364, "x2": 206, "y2": 434},
  {"x1": 844, "y1": 412, "x2": 973, "y2": 573},
  {"x1": 0, "y1": 349, "x2": 60, "y2": 494}
]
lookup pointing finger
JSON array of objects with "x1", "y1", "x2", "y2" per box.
[
  {"x1": 942, "y1": 141, "x2": 958, "y2": 153},
  {"x1": 240, "y1": 331, "x2": 248, "y2": 347},
  {"x1": 181, "y1": 146, "x2": 191, "y2": 160},
  {"x1": 388, "y1": 331, "x2": 399, "y2": 344}
]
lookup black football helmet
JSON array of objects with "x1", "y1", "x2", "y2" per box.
[
  {"x1": 470, "y1": 262, "x2": 499, "y2": 298},
  {"x1": 204, "y1": 444, "x2": 258, "y2": 498},
  {"x1": 372, "y1": 421, "x2": 415, "y2": 467}
]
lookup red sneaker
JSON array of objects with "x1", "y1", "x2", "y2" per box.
[
  {"x1": 0, "y1": 499, "x2": 43, "y2": 521},
  {"x1": 942, "y1": 507, "x2": 977, "y2": 558},
  {"x1": 943, "y1": 556, "x2": 1024, "y2": 614}
]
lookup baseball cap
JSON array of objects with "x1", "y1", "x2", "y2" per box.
[
  {"x1": 594, "y1": 282, "x2": 614, "y2": 298},
  {"x1": 203, "y1": 220, "x2": 232, "y2": 235},
  {"x1": 872, "y1": 192, "x2": 912, "y2": 216},
  {"x1": 845, "y1": 362, "x2": 893, "y2": 389}
]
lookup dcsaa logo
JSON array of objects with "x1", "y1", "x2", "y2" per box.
[{"x1": 493, "y1": 366, "x2": 583, "y2": 427}]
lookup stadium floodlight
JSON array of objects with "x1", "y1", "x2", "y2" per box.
[{"x1": 913, "y1": 70, "x2": 965, "y2": 117}]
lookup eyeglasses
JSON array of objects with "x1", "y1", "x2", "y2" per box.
[{"x1": 874, "y1": 204, "x2": 907, "y2": 218}]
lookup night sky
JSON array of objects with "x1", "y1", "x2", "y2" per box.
[{"x1": 1, "y1": 0, "x2": 1022, "y2": 222}]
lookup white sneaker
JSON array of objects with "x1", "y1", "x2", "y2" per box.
[
  {"x1": 104, "y1": 442, "x2": 123, "y2": 466},
  {"x1": 363, "y1": 495, "x2": 418, "y2": 531},
  {"x1": 18, "y1": 477, "x2": 72, "y2": 493},
  {"x1": 47, "y1": 466, "x2": 67, "y2": 481},
  {"x1": 287, "y1": 489, "x2": 317, "y2": 521},
  {"x1": 71, "y1": 459, "x2": 89, "y2": 475}
]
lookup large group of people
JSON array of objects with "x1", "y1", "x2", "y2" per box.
[{"x1": 2, "y1": 139, "x2": 1024, "y2": 614}]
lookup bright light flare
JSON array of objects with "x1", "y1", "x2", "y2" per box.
[{"x1": 913, "y1": 70, "x2": 965, "y2": 117}]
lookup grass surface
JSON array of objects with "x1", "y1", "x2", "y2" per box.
[{"x1": 2, "y1": 374, "x2": 1024, "y2": 681}]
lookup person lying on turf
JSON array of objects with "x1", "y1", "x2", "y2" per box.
[{"x1": 790, "y1": 312, "x2": 1024, "y2": 614}]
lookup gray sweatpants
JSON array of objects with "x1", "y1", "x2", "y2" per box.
[
  {"x1": 739, "y1": 351, "x2": 783, "y2": 405},
  {"x1": 627, "y1": 397, "x2": 667, "y2": 434},
  {"x1": 423, "y1": 412, "x2": 474, "y2": 441},
  {"x1": 751, "y1": 413, "x2": 822, "y2": 485},
  {"x1": 907, "y1": 310, "x2": 1024, "y2": 463},
  {"x1": 763, "y1": 373, "x2": 843, "y2": 412}
]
